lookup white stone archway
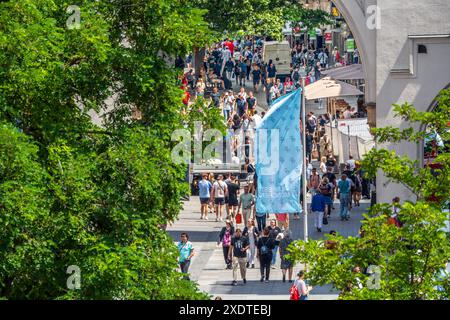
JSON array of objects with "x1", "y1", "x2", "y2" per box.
[{"x1": 331, "y1": 0, "x2": 377, "y2": 103}]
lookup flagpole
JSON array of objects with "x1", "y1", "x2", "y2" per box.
[{"x1": 301, "y1": 77, "x2": 308, "y2": 242}]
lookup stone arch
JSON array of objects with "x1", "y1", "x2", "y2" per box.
[
  {"x1": 418, "y1": 83, "x2": 450, "y2": 167},
  {"x1": 331, "y1": 0, "x2": 377, "y2": 103}
]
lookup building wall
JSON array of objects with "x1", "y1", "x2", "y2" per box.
[
  {"x1": 375, "y1": 0, "x2": 450, "y2": 203},
  {"x1": 332, "y1": 0, "x2": 450, "y2": 203}
]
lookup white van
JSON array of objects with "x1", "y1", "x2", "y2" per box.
[{"x1": 262, "y1": 41, "x2": 292, "y2": 78}]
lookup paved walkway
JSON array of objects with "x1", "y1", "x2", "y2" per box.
[
  {"x1": 168, "y1": 81, "x2": 369, "y2": 300},
  {"x1": 168, "y1": 196, "x2": 370, "y2": 300}
]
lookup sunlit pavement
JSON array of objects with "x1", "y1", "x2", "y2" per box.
[{"x1": 168, "y1": 196, "x2": 371, "y2": 300}]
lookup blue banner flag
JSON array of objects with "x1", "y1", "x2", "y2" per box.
[{"x1": 255, "y1": 89, "x2": 302, "y2": 214}]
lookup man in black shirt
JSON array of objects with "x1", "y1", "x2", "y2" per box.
[
  {"x1": 326, "y1": 155, "x2": 337, "y2": 171},
  {"x1": 268, "y1": 219, "x2": 282, "y2": 268},
  {"x1": 229, "y1": 229, "x2": 249, "y2": 286},
  {"x1": 305, "y1": 130, "x2": 313, "y2": 161},
  {"x1": 226, "y1": 175, "x2": 240, "y2": 221},
  {"x1": 246, "y1": 91, "x2": 257, "y2": 116}
]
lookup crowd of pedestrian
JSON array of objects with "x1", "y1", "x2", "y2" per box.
[
  {"x1": 215, "y1": 218, "x2": 298, "y2": 286},
  {"x1": 175, "y1": 37, "x2": 370, "y2": 300}
]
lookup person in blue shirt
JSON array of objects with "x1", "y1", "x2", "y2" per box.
[
  {"x1": 236, "y1": 94, "x2": 247, "y2": 117},
  {"x1": 311, "y1": 189, "x2": 334, "y2": 232},
  {"x1": 239, "y1": 60, "x2": 248, "y2": 87},
  {"x1": 337, "y1": 174, "x2": 352, "y2": 221},
  {"x1": 198, "y1": 174, "x2": 213, "y2": 220},
  {"x1": 178, "y1": 233, "x2": 194, "y2": 280}
]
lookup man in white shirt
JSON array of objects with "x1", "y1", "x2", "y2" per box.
[
  {"x1": 212, "y1": 174, "x2": 228, "y2": 222},
  {"x1": 343, "y1": 106, "x2": 357, "y2": 119},
  {"x1": 251, "y1": 111, "x2": 262, "y2": 128},
  {"x1": 222, "y1": 46, "x2": 232, "y2": 63},
  {"x1": 233, "y1": 50, "x2": 241, "y2": 62},
  {"x1": 346, "y1": 155, "x2": 356, "y2": 172}
]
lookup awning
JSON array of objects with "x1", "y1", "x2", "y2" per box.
[
  {"x1": 321, "y1": 64, "x2": 364, "y2": 80},
  {"x1": 304, "y1": 77, "x2": 364, "y2": 100}
]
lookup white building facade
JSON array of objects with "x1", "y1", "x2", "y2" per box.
[{"x1": 329, "y1": 0, "x2": 450, "y2": 203}]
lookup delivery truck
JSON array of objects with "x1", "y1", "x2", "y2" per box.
[{"x1": 262, "y1": 41, "x2": 292, "y2": 81}]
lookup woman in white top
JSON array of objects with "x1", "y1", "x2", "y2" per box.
[
  {"x1": 319, "y1": 156, "x2": 327, "y2": 178},
  {"x1": 270, "y1": 85, "x2": 279, "y2": 101},
  {"x1": 294, "y1": 271, "x2": 312, "y2": 300},
  {"x1": 243, "y1": 219, "x2": 258, "y2": 269}
]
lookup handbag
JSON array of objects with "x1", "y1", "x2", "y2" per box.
[
  {"x1": 289, "y1": 283, "x2": 300, "y2": 300},
  {"x1": 235, "y1": 212, "x2": 242, "y2": 224}
]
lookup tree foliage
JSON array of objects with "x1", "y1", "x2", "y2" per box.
[
  {"x1": 194, "y1": 0, "x2": 330, "y2": 39},
  {"x1": 289, "y1": 89, "x2": 450, "y2": 300},
  {"x1": 0, "y1": 0, "x2": 214, "y2": 299}
]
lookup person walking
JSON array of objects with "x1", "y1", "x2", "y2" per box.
[
  {"x1": 177, "y1": 233, "x2": 194, "y2": 280},
  {"x1": 305, "y1": 131, "x2": 313, "y2": 161},
  {"x1": 229, "y1": 228, "x2": 249, "y2": 286},
  {"x1": 255, "y1": 210, "x2": 267, "y2": 234},
  {"x1": 352, "y1": 171, "x2": 363, "y2": 207},
  {"x1": 218, "y1": 220, "x2": 235, "y2": 269},
  {"x1": 257, "y1": 227, "x2": 278, "y2": 283},
  {"x1": 388, "y1": 197, "x2": 403, "y2": 227},
  {"x1": 311, "y1": 188, "x2": 334, "y2": 233},
  {"x1": 246, "y1": 91, "x2": 257, "y2": 117},
  {"x1": 208, "y1": 173, "x2": 215, "y2": 216},
  {"x1": 239, "y1": 59, "x2": 247, "y2": 87},
  {"x1": 319, "y1": 156, "x2": 327, "y2": 178},
  {"x1": 337, "y1": 174, "x2": 352, "y2": 221},
  {"x1": 284, "y1": 77, "x2": 294, "y2": 95},
  {"x1": 233, "y1": 61, "x2": 241, "y2": 86},
  {"x1": 251, "y1": 64, "x2": 261, "y2": 93},
  {"x1": 198, "y1": 174, "x2": 213, "y2": 220},
  {"x1": 237, "y1": 185, "x2": 254, "y2": 224},
  {"x1": 212, "y1": 174, "x2": 228, "y2": 222},
  {"x1": 279, "y1": 230, "x2": 294, "y2": 283},
  {"x1": 226, "y1": 174, "x2": 240, "y2": 222},
  {"x1": 308, "y1": 168, "x2": 321, "y2": 196},
  {"x1": 266, "y1": 61, "x2": 277, "y2": 84},
  {"x1": 276, "y1": 213, "x2": 289, "y2": 230},
  {"x1": 269, "y1": 83, "x2": 279, "y2": 104},
  {"x1": 293, "y1": 271, "x2": 312, "y2": 300},
  {"x1": 243, "y1": 218, "x2": 258, "y2": 269},
  {"x1": 320, "y1": 176, "x2": 335, "y2": 217},
  {"x1": 268, "y1": 219, "x2": 282, "y2": 268},
  {"x1": 223, "y1": 91, "x2": 234, "y2": 121}
]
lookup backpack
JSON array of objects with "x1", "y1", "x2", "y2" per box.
[
  {"x1": 290, "y1": 283, "x2": 300, "y2": 300},
  {"x1": 260, "y1": 238, "x2": 270, "y2": 256},
  {"x1": 234, "y1": 64, "x2": 240, "y2": 76}
]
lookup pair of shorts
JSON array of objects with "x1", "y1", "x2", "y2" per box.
[
  {"x1": 200, "y1": 198, "x2": 210, "y2": 205},
  {"x1": 228, "y1": 199, "x2": 238, "y2": 207},
  {"x1": 215, "y1": 198, "x2": 225, "y2": 205}
]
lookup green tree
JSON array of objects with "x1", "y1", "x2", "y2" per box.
[
  {"x1": 194, "y1": 0, "x2": 329, "y2": 39},
  {"x1": 0, "y1": 0, "x2": 215, "y2": 299},
  {"x1": 289, "y1": 88, "x2": 450, "y2": 300}
]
